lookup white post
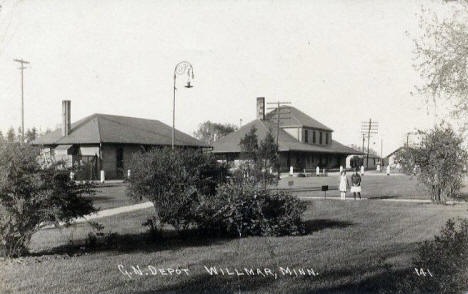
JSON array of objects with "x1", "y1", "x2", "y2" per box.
[
  {"x1": 360, "y1": 165, "x2": 365, "y2": 176},
  {"x1": 127, "y1": 169, "x2": 131, "y2": 178},
  {"x1": 100, "y1": 170, "x2": 105, "y2": 183},
  {"x1": 340, "y1": 166, "x2": 343, "y2": 173},
  {"x1": 323, "y1": 168, "x2": 326, "y2": 176},
  {"x1": 289, "y1": 166, "x2": 294, "y2": 176},
  {"x1": 376, "y1": 164, "x2": 380, "y2": 172},
  {"x1": 386, "y1": 165, "x2": 390, "y2": 176},
  {"x1": 316, "y1": 166, "x2": 320, "y2": 176}
]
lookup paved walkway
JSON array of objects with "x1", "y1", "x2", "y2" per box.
[{"x1": 40, "y1": 201, "x2": 154, "y2": 229}]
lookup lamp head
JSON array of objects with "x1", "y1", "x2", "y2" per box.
[{"x1": 185, "y1": 81, "x2": 193, "y2": 88}]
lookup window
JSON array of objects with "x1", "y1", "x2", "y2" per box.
[
  {"x1": 304, "y1": 129, "x2": 308, "y2": 143},
  {"x1": 326, "y1": 133, "x2": 329, "y2": 145},
  {"x1": 320, "y1": 132, "x2": 323, "y2": 144},
  {"x1": 116, "y1": 147, "x2": 124, "y2": 169}
]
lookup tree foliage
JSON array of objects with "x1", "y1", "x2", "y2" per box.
[
  {"x1": 6, "y1": 127, "x2": 15, "y2": 143},
  {"x1": 194, "y1": 121, "x2": 238, "y2": 145},
  {"x1": 396, "y1": 124, "x2": 467, "y2": 203},
  {"x1": 238, "y1": 127, "x2": 279, "y2": 186},
  {"x1": 195, "y1": 181, "x2": 306, "y2": 237},
  {"x1": 127, "y1": 147, "x2": 229, "y2": 231},
  {"x1": 25, "y1": 128, "x2": 38, "y2": 143},
  {"x1": 392, "y1": 218, "x2": 468, "y2": 294},
  {"x1": 413, "y1": 1, "x2": 468, "y2": 118},
  {"x1": 0, "y1": 143, "x2": 96, "y2": 257}
]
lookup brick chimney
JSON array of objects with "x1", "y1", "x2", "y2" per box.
[
  {"x1": 62, "y1": 100, "x2": 71, "y2": 136},
  {"x1": 256, "y1": 97, "x2": 265, "y2": 120}
]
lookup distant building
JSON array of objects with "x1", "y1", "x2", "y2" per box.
[
  {"x1": 212, "y1": 97, "x2": 362, "y2": 172},
  {"x1": 33, "y1": 100, "x2": 208, "y2": 179},
  {"x1": 386, "y1": 147, "x2": 406, "y2": 169}
]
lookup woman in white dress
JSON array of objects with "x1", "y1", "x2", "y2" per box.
[{"x1": 339, "y1": 170, "x2": 349, "y2": 200}]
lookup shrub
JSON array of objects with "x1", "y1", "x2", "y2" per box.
[
  {"x1": 396, "y1": 124, "x2": 468, "y2": 203},
  {"x1": 195, "y1": 182, "x2": 307, "y2": 237},
  {"x1": 127, "y1": 147, "x2": 228, "y2": 231},
  {"x1": 0, "y1": 143, "x2": 96, "y2": 257},
  {"x1": 389, "y1": 218, "x2": 468, "y2": 294}
]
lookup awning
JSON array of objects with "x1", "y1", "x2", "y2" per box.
[
  {"x1": 80, "y1": 146, "x2": 100, "y2": 156},
  {"x1": 54, "y1": 145, "x2": 73, "y2": 155}
]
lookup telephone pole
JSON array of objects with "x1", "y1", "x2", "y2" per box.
[
  {"x1": 13, "y1": 58, "x2": 30, "y2": 144},
  {"x1": 267, "y1": 101, "x2": 291, "y2": 179},
  {"x1": 361, "y1": 119, "x2": 378, "y2": 169}
]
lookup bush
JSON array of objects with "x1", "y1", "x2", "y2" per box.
[
  {"x1": 195, "y1": 182, "x2": 307, "y2": 237},
  {"x1": 396, "y1": 124, "x2": 468, "y2": 203},
  {"x1": 389, "y1": 218, "x2": 468, "y2": 294},
  {"x1": 127, "y1": 147, "x2": 306, "y2": 237},
  {"x1": 127, "y1": 147, "x2": 228, "y2": 231},
  {"x1": 0, "y1": 143, "x2": 96, "y2": 257}
]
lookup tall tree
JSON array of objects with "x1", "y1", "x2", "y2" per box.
[
  {"x1": 0, "y1": 130, "x2": 4, "y2": 143},
  {"x1": 25, "y1": 128, "x2": 38, "y2": 143},
  {"x1": 6, "y1": 127, "x2": 15, "y2": 143},
  {"x1": 238, "y1": 127, "x2": 278, "y2": 186},
  {"x1": 413, "y1": 1, "x2": 468, "y2": 118},
  {"x1": 194, "y1": 121, "x2": 238, "y2": 145}
]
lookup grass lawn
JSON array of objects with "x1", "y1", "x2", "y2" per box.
[
  {"x1": 86, "y1": 174, "x2": 468, "y2": 213},
  {"x1": 88, "y1": 182, "x2": 142, "y2": 210},
  {"x1": 2, "y1": 199, "x2": 468, "y2": 294},
  {"x1": 277, "y1": 174, "x2": 468, "y2": 200}
]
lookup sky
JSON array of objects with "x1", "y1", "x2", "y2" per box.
[{"x1": 0, "y1": 0, "x2": 454, "y2": 155}]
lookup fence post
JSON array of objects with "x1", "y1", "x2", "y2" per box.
[{"x1": 100, "y1": 170, "x2": 105, "y2": 183}]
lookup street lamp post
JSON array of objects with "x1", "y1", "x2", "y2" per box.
[{"x1": 172, "y1": 61, "x2": 194, "y2": 150}]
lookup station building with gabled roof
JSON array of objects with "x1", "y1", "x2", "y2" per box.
[
  {"x1": 212, "y1": 98, "x2": 361, "y2": 172},
  {"x1": 33, "y1": 100, "x2": 208, "y2": 179}
]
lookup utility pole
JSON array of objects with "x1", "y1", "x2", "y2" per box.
[
  {"x1": 267, "y1": 101, "x2": 291, "y2": 180},
  {"x1": 380, "y1": 138, "x2": 383, "y2": 165},
  {"x1": 13, "y1": 58, "x2": 29, "y2": 144},
  {"x1": 361, "y1": 133, "x2": 365, "y2": 153},
  {"x1": 361, "y1": 119, "x2": 378, "y2": 169}
]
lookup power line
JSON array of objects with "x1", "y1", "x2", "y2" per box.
[
  {"x1": 266, "y1": 101, "x2": 291, "y2": 179},
  {"x1": 360, "y1": 119, "x2": 379, "y2": 169}
]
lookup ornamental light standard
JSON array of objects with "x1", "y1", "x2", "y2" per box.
[{"x1": 172, "y1": 61, "x2": 194, "y2": 150}]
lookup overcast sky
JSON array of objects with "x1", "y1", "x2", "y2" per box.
[{"x1": 0, "y1": 0, "x2": 452, "y2": 155}]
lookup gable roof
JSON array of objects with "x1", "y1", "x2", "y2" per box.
[
  {"x1": 385, "y1": 147, "x2": 406, "y2": 158},
  {"x1": 212, "y1": 119, "x2": 360, "y2": 155},
  {"x1": 33, "y1": 113, "x2": 208, "y2": 147},
  {"x1": 265, "y1": 106, "x2": 333, "y2": 131}
]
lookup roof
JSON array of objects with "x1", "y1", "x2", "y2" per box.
[
  {"x1": 265, "y1": 106, "x2": 333, "y2": 131},
  {"x1": 212, "y1": 119, "x2": 361, "y2": 155},
  {"x1": 386, "y1": 147, "x2": 406, "y2": 158},
  {"x1": 33, "y1": 113, "x2": 208, "y2": 148}
]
